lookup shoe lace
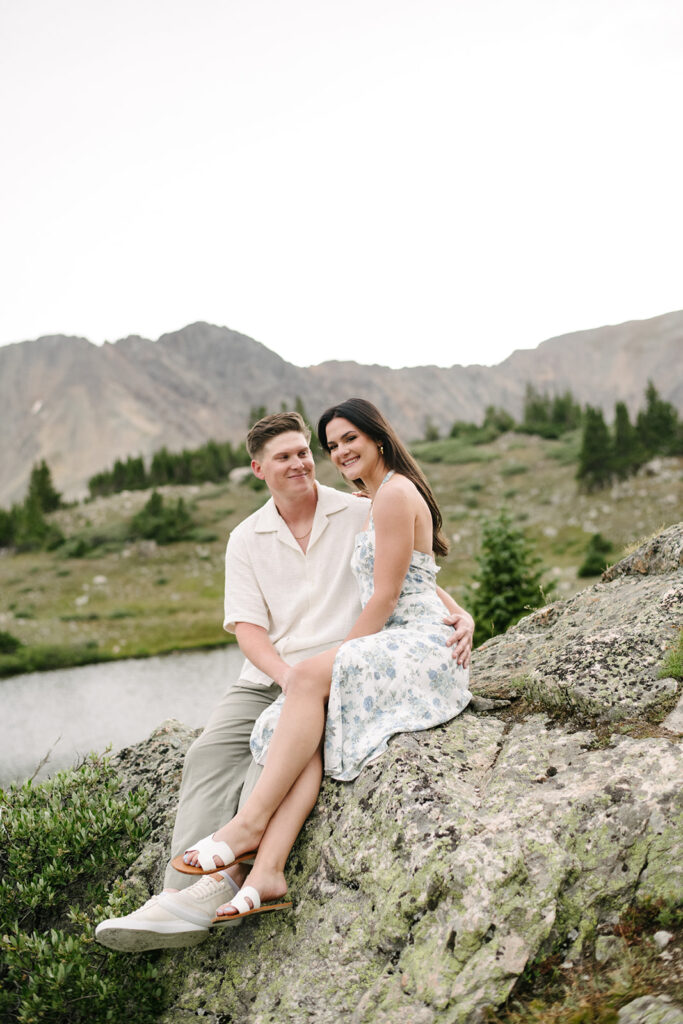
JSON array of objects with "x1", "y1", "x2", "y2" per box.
[{"x1": 187, "y1": 875, "x2": 224, "y2": 901}]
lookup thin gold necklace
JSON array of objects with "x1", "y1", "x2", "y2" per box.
[{"x1": 292, "y1": 526, "x2": 312, "y2": 540}]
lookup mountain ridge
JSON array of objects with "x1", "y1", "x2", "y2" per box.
[{"x1": 1, "y1": 310, "x2": 682, "y2": 504}]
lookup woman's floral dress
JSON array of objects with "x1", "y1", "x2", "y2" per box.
[{"x1": 250, "y1": 473, "x2": 472, "y2": 781}]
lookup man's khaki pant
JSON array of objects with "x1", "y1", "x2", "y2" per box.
[{"x1": 164, "y1": 678, "x2": 280, "y2": 890}]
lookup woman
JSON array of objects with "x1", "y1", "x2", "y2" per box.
[{"x1": 173, "y1": 399, "x2": 472, "y2": 922}]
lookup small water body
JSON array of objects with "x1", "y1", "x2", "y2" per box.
[{"x1": 0, "y1": 646, "x2": 245, "y2": 789}]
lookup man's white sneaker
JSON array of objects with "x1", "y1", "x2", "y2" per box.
[
  {"x1": 95, "y1": 891, "x2": 208, "y2": 953},
  {"x1": 157, "y1": 874, "x2": 244, "y2": 929}
]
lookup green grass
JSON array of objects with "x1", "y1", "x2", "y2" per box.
[
  {"x1": 1, "y1": 441, "x2": 681, "y2": 676},
  {"x1": 486, "y1": 904, "x2": 682, "y2": 1024},
  {"x1": 658, "y1": 627, "x2": 683, "y2": 680},
  {"x1": 411, "y1": 438, "x2": 500, "y2": 464}
]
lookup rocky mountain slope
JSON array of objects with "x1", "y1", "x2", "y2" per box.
[
  {"x1": 1, "y1": 310, "x2": 682, "y2": 505},
  {"x1": 107, "y1": 524, "x2": 683, "y2": 1023}
]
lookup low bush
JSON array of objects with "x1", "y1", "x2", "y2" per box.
[
  {"x1": 577, "y1": 533, "x2": 614, "y2": 577},
  {"x1": 0, "y1": 757, "x2": 164, "y2": 1023},
  {"x1": 0, "y1": 631, "x2": 22, "y2": 654},
  {"x1": 0, "y1": 642, "x2": 114, "y2": 679}
]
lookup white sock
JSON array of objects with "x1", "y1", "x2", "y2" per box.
[{"x1": 217, "y1": 871, "x2": 240, "y2": 895}]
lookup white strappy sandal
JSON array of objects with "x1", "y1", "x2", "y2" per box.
[
  {"x1": 212, "y1": 884, "x2": 292, "y2": 924},
  {"x1": 171, "y1": 833, "x2": 257, "y2": 875}
]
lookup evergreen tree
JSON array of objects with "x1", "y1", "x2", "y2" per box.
[
  {"x1": 576, "y1": 406, "x2": 613, "y2": 491},
  {"x1": 483, "y1": 405, "x2": 516, "y2": 435},
  {"x1": 424, "y1": 417, "x2": 440, "y2": 442},
  {"x1": 293, "y1": 396, "x2": 322, "y2": 454},
  {"x1": 0, "y1": 508, "x2": 15, "y2": 547},
  {"x1": 124, "y1": 456, "x2": 147, "y2": 490},
  {"x1": 636, "y1": 380, "x2": 679, "y2": 456},
  {"x1": 466, "y1": 510, "x2": 551, "y2": 647},
  {"x1": 612, "y1": 402, "x2": 644, "y2": 479},
  {"x1": 27, "y1": 460, "x2": 62, "y2": 512},
  {"x1": 550, "y1": 391, "x2": 582, "y2": 433},
  {"x1": 12, "y1": 494, "x2": 63, "y2": 552},
  {"x1": 248, "y1": 405, "x2": 268, "y2": 428},
  {"x1": 149, "y1": 447, "x2": 173, "y2": 486},
  {"x1": 128, "y1": 491, "x2": 194, "y2": 545},
  {"x1": 112, "y1": 459, "x2": 128, "y2": 492},
  {"x1": 521, "y1": 384, "x2": 552, "y2": 436}
]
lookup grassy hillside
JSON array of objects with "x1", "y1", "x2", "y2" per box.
[{"x1": 1, "y1": 432, "x2": 680, "y2": 676}]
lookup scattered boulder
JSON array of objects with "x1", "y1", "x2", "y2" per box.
[{"x1": 617, "y1": 994, "x2": 683, "y2": 1024}]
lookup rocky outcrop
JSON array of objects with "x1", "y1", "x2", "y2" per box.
[
  {"x1": 110, "y1": 526, "x2": 683, "y2": 1023},
  {"x1": 471, "y1": 521, "x2": 683, "y2": 721}
]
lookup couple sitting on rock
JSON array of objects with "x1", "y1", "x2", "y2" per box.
[{"x1": 97, "y1": 399, "x2": 474, "y2": 951}]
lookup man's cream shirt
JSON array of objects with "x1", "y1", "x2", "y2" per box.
[{"x1": 224, "y1": 482, "x2": 369, "y2": 687}]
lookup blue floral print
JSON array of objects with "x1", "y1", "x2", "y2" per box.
[{"x1": 250, "y1": 473, "x2": 472, "y2": 781}]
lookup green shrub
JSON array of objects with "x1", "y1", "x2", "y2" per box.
[
  {"x1": 577, "y1": 533, "x2": 614, "y2": 577},
  {"x1": 0, "y1": 643, "x2": 114, "y2": 679},
  {"x1": 0, "y1": 757, "x2": 164, "y2": 1024},
  {"x1": 0, "y1": 631, "x2": 22, "y2": 654}
]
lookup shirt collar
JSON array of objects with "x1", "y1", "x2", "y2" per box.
[{"x1": 254, "y1": 482, "x2": 352, "y2": 549}]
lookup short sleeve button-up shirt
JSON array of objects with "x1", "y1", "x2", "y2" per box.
[{"x1": 224, "y1": 482, "x2": 369, "y2": 686}]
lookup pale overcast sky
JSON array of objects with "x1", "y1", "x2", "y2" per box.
[{"x1": 1, "y1": 0, "x2": 681, "y2": 368}]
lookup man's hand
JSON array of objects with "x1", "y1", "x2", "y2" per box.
[
  {"x1": 444, "y1": 610, "x2": 474, "y2": 668},
  {"x1": 277, "y1": 665, "x2": 297, "y2": 696}
]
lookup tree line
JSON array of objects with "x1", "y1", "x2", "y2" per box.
[
  {"x1": 431, "y1": 384, "x2": 583, "y2": 446},
  {"x1": 577, "y1": 381, "x2": 682, "y2": 491},
  {"x1": 86, "y1": 397, "x2": 320, "y2": 498},
  {"x1": 87, "y1": 439, "x2": 251, "y2": 498}
]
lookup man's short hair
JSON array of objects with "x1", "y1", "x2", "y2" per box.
[{"x1": 246, "y1": 411, "x2": 311, "y2": 460}]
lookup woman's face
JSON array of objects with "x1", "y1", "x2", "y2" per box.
[{"x1": 325, "y1": 417, "x2": 382, "y2": 481}]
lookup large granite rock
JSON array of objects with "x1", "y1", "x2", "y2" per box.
[
  {"x1": 470, "y1": 522, "x2": 683, "y2": 721},
  {"x1": 109, "y1": 525, "x2": 683, "y2": 1023}
]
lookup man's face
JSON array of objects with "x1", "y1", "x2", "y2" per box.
[{"x1": 251, "y1": 431, "x2": 316, "y2": 499}]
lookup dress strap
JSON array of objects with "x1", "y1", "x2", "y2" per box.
[{"x1": 369, "y1": 470, "x2": 394, "y2": 530}]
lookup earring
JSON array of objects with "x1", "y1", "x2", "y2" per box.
[{"x1": 378, "y1": 444, "x2": 384, "y2": 455}]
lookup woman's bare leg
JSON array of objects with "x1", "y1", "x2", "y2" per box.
[
  {"x1": 182, "y1": 647, "x2": 336, "y2": 868},
  {"x1": 215, "y1": 747, "x2": 323, "y2": 915}
]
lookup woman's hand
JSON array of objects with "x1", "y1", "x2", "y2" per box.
[{"x1": 443, "y1": 610, "x2": 474, "y2": 668}]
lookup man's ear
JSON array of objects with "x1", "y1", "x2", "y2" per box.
[{"x1": 251, "y1": 459, "x2": 266, "y2": 480}]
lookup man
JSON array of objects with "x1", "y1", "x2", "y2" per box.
[{"x1": 96, "y1": 412, "x2": 473, "y2": 951}]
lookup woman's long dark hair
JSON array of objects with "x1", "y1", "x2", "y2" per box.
[{"x1": 318, "y1": 398, "x2": 449, "y2": 558}]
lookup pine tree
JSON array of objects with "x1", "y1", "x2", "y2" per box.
[
  {"x1": 27, "y1": 460, "x2": 62, "y2": 512},
  {"x1": 576, "y1": 406, "x2": 612, "y2": 491},
  {"x1": 12, "y1": 494, "x2": 63, "y2": 552},
  {"x1": 423, "y1": 417, "x2": 440, "y2": 442},
  {"x1": 466, "y1": 510, "x2": 551, "y2": 647},
  {"x1": 521, "y1": 384, "x2": 553, "y2": 436},
  {"x1": 612, "y1": 402, "x2": 644, "y2": 479},
  {"x1": 636, "y1": 380, "x2": 679, "y2": 456},
  {"x1": 482, "y1": 405, "x2": 515, "y2": 435}
]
